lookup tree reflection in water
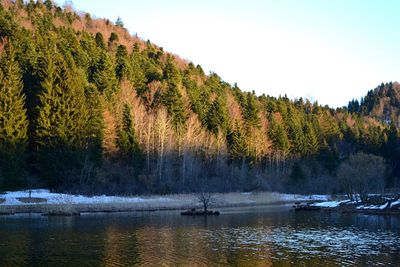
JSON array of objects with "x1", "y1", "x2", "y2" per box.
[{"x1": 0, "y1": 207, "x2": 399, "y2": 266}]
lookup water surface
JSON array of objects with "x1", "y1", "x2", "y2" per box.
[{"x1": 0, "y1": 205, "x2": 399, "y2": 266}]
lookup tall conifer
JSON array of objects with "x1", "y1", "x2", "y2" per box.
[{"x1": 0, "y1": 44, "x2": 28, "y2": 188}]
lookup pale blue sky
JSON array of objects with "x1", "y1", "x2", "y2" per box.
[{"x1": 56, "y1": 0, "x2": 400, "y2": 107}]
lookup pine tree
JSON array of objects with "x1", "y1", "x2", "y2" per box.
[
  {"x1": 244, "y1": 92, "x2": 260, "y2": 128},
  {"x1": 35, "y1": 50, "x2": 90, "y2": 186},
  {"x1": 84, "y1": 84, "x2": 104, "y2": 165},
  {"x1": 184, "y1": 77, "x2": 210, "y2": 126},
  {"x1": 228, "y1": 122, "x2": 248, "y2": 162},
  {"x1": 108, "y1": 32, "x2": 119, "y2": 45},
  {"x1": 129, "y1": 51, "x2": 147, "y2": 95},
  {"x1": 0, "y1": 44, "x2": 28, "y2": 188},
  {"x1": 117, "y1": 104, "x2": 143, "y2": 175},
  {"x1": 286, "y1": 107, "x2": 306, "y2": 155},
  {"x1": 92, "y1": 51, "x2": 118, "y2": 99},
  {"x1": 304, "y1": 121, "x2": 319, "y2": 155},
  {"x1": 206, "y1": 96, "x2": 229, "y2": 135},
  {"x1": 268, "y1": 115, "x2": 289, "y2": 154},
  {"x1": 115, "y1": 17, "x2": 124, "y2": 28},
  {"x1": 44, "y1": 0, "x2": 53, "y2": 11},
  {"x1": 162, "y1": 57, "x2": 187, "y2": 128},
  {"x1": 95, "y1": 32, "x2": 106, "y2": 50},
  {"x1": 115, "y1": 44, "x2": 130, "y2": 80}
]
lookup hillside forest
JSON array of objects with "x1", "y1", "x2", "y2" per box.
[{"x1": 0, "y1": 0, "x2": 399, "y2": 195}]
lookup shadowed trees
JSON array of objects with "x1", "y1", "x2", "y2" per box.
[{"x1": 337, "y1": 152, "x2": 386, "y2": 202}]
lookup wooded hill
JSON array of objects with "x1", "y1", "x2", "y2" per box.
[
  {"x1": 348, "y1": 82, "x2": 400, "y2": 125},
  {"x1": 0, "y1": 0, "x2": 399, "y2": 194}
]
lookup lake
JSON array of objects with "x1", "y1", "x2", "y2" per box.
[{"x1": 0, "y1": 205, "x2": 399, "y2": 266}]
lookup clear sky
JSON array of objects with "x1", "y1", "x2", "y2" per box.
[{"x1": 56, "y1": 0, "x2": 400, "y2": 107}]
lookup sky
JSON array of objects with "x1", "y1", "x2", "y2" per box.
[{"x1": 56, "y1": 0, "x2": 400, "y2": 107}]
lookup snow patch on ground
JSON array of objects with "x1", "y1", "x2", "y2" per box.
[
  {"x1": 313, "y1": 201, "x2": 345, "y2": 208},
  {"x1": 379, "y1": 203, "x2": 389, "y2": 210},
  {"x1": 357, "y1": 204, "x2": 390, "y2": 210},
  {"x1": 0, "y1": 189, "x2": 171, "y2": 206},
  {"x1": 357, "y1": 205, "x2": 379, "y2": 210},
  {"x1": 390, "y1": 199, "x2": 400, "y2": 208}
]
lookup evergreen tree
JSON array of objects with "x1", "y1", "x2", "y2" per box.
[
  {"x1": 162, "y1": 57, "x2": 187, "y2": 128},
  {"x1": 228, "y1": 122, "x2": 248, "y2": 162},
  {"x1": 108, "y1": 32, "x2": 119, "y2": 44},
  {"x1": 95, "y1": 32, "x2": 106, "y2": 50},
  {"x1": 0, "y1": 44, "x2": 28, "y2": 188},
  {"x1": 44, "y1": 0, "x2": 53, "y2": 11},
  {"x1": 206, "y1": 96, "x2": 229, "y2": 135},
  {"x1": 184, "y1": 77, "x2": 210, "y2": 126},
  {"x1": 115, "y1": 44, "x2": 130, "y2": 80},
  {"x1": 35, "y1": 50, "x2": 90, "y2": 187},
  {"x1": 244, "y1": 92, "x2": 260, "y2": 128},
  {"x1": 92, "y1": 51, "x2": 118, "y2": 99},
  {"x1": 287, "y1": 107, "x2": 305, "y2": 155},
  {"x1": 304, "y1": 121, "x2": 319, "y2": 155},
  {"x1": 129, "y1": 46, "x2": 147, "y2": 95},
  {"x1": 84, "y1": 84, "x2": 104, "y2": 165},
  {"x1": 115, "y1": 17, "x2": 124, "y2": 27},
  {"x1": 268, "y1": 115, "x2": 289, "y2": 154},
  {"x1": 117, "y1": 104, "x2": 143, "y2": 175}
]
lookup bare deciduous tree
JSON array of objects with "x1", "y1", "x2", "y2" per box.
[
  {"x1": 155, "y1": 108, "x2": 170, "y2": 182},
  {"x1": 197, "y1": 191, "x2": 214, "y2": 212}
]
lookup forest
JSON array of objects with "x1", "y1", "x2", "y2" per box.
[{"x1": 0, "y1": 0, "x2": 399, "y2": 195}]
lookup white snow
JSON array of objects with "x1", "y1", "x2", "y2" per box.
[
  {"x1": 390, "y1": 199, "x2": 400, "y2": 208},
  {"x1": 379, "y1": 203, "x2": 388, "y2": 210},
  {"x1": 0, "y1": 189, "x2": 171, "y2": 206},
  {"x1": 357, "y1": 205, "x2": 384, "y2": 210},
  {"x1": 312, "y1": 201, "x2": 345, "y2": 208}
]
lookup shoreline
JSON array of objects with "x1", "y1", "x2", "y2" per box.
[
  {"x1": 0, "y1": 190, "x2": 324, "y2": 216},
  {"x1": 0, "y1": 200, "x2": 303, "y2": 215}
]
